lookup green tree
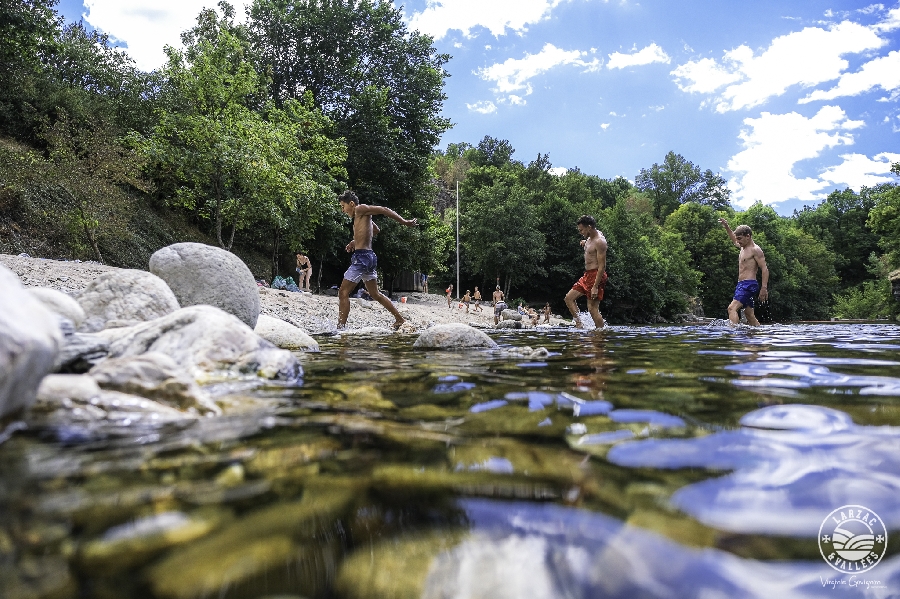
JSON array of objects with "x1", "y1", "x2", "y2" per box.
[
  {"x1": 635, "y1": 151, "x2": 731, "y2": 221},
  {"x1": 247, "y1": 0, "x2": 450, "y2": 211},
  {"x1": 139, "y1": 5, "x2": 346, "y2": 250},
  {"x1": 793, "y1": 187, "x2": 880, "y2": 289},
  {"x1": 868, "y1": 164, "x2": 900, "y2": 269}
]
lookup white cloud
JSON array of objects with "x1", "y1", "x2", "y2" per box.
[
  {"x1": 726, "y1": 106, "x2": 864, "y2": 207},
  {"x1": 83, "y1": 0, "x2": 252, "y2": 71},
  {"x1": 873, "y1": 6, "x2": 900, "y2": 31},
  {"x1": 800, "y1": 50, "x2": 900, "y2": 103},
  {"x1": 671, "y1": 21, "x2": 885, "y2": 112},
  {"x1": 607, "y1": 43, "x2": 670, "y2": 69},
  {"x1": 857, "y1": 4, "x2": 884, "y2": 14},
  {"x1": 819, "y1": 152, "x2": 900, "y2": 188},
  {"x1": 600, "y1": 123, "x2": 611, "y2": 130},
  {"x1": 476, "y1": 43, "x2": 601, "y2": 98},
  {"x1": 467, "y1": 100, "x2": 497, "y2": 114},
  {"x1": 506, "y1": 95, "x2": 526, "y2": 106},
  {"x1": 406, "y1": 0, "x2": 564, "y2": 40},
  {"x1": 609, "y1": 111, "x2": 618, "y2": 116}
]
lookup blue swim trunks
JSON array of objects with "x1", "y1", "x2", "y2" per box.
[
  {"x1": 344, "y1": 249, "x2": 378, "y2": 283},
  {"x1": 733, "y1": 279, "x2": 760, "y2": 308}
]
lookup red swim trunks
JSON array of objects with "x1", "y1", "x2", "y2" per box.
[{"x1": 572, "y1": 269, "x2": 608, "y2": 300}]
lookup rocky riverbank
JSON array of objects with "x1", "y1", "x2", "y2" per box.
[
  {"x1": 0, "y1": 254, "x2": 569, "y2": 335},
  {"x1": 0, "y1": 248, "x2": 569, "y2": 421}
]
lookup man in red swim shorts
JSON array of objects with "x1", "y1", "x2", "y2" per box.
[{"x1": 564, "y1": 215, "x2": 608, "y2": 329}]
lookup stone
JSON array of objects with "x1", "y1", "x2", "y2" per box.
[
  {"x1": 27, "y1": 287, "x2": 86, "y2": 327},
  {"x1": 413, "y1": 324, "x2": 497, "y2": 349},
  {"x1": 89, "y1": 352, "x2": 220, "y2": 414},
  {"x1": 98, "y1": 305, "x2": 301, "y2": 382},
  {"x1": 150, "y1": 242, "x2": 260, "y2": 328},
  {"x1": 496, "y1": 320, "x2": 522, "y2": 329},
  {"x1": 77, "y1": 269, "x2": 180, "y2": 333},
  {"x1": 500, "y1": 309, "x2": 522, "y2": 321},
  {"x1": 36, "y1": 374, "x2": 102, "y2": 402},
  {"x1": 0, "y1": 264, "x2": 62, "y2": 418},
  {"x1": 54, "y1": 319, "x2": 109, "y2": 373},
  {"x1": 254, "y1": 314, "x2": 319, "y2": 351}
]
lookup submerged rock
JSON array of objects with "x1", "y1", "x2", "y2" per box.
[
  {"x1": 27, "y1": 287, "x2": 86, "y2": 327},
  {"x1": 150, "y1": 242, "x2": 261, "y2": 328},
  {"x1": 98, "y1": 305, "x2": 301, "y2": 382},
  {"x1": 77, "y1": 269, "x2": 180, "y2": 333},
  {"x1": 89, "y1": 352, "x2": 220, "y2": 414},
  {"x1": 0, "y1": 264, "x2": 61, "y2": 418},
  {"x1": 413, "y1": 324, "x2": 497, "y2": 349},
  {"x1": 146, "y1": 484, "x2": 356, "y2": 599},
  {"x1": 255, "y1": 314, "x2": 319, "y2": 351}
]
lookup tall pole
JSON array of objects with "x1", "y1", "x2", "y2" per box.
[{"x1": 456, "y1": 180, "x2": 460, "y2": 300}]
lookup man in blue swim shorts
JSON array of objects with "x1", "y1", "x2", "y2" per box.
[
  {"x1": 719, "y1": 219, "x2": 770, "y2": 326},
  {"x1": 337, "y1": 190, "x2": 418, "y2": 330}
]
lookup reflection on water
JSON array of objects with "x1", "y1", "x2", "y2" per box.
[{"x1": 2, "y1": 323, "x2": 900, "y2": 597}]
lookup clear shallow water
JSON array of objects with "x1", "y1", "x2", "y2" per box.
[{"x1": 3, "y1": 323, "x2": 900, "y2": 598}]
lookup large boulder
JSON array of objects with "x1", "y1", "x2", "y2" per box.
[
  {"x1": 150, "y1": 243, "x2": 260, "y2": 328},
  {"x1": 0, "y1": 264, "x2": 62, "y2": 417},
  {"x1": 501, "y1": 309, "x2": 522, "y2": 321},
  {"x1": 78, "y1": 269, "x2": 180, "y2": 333},
  {"x1": 254, "y1": 315, "x2": 319, "y2": 351},
  {"x1": 27, "y1": 287, "x2": 86, "y2": 327},
  {"x1": 413, "y1": 323, "x2": 497, "y2": 349},
  {"x1": 98, "y1": 305, "x2": 301, "y2": 382},
  {"x1": 55, "y1": 318, "x2": 109, "y2": 373}
]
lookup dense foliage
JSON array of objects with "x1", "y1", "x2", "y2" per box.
[{"x1": 0, "y1": 0, "x2": 897, "y2": 320}]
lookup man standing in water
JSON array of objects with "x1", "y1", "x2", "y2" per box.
[
  {"x1": 719, "y1": 218, "x2": 769, "y2": 326},
  {"x1": 337, "y1": 190, "x2": 418, "y2": 330},
  {"x1": 564, "y1": 215, "x2": 607, "y2": 329}
]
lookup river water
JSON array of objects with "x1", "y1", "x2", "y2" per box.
[{"x1": 3, "y1": 323, "x2": 900, "y2": 598}]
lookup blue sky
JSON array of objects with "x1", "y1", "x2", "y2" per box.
[{"x1": 56, "y1": 0, "x2": 900, "y2": 214}]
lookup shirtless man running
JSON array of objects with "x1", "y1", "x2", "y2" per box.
[
  {"x1": 719, "y1": 218, "x2": 769, "y2": 326},
  {"x1": 337, "y1": 190, "x2": 418, "y2": 330},
  {"x1": 564, "y1": 215, "x2": 607, "y2": 329}
]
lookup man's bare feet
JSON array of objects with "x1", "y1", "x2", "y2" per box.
[{"x1": 391, "y1": 318, "x2": 405, "y2": 331}]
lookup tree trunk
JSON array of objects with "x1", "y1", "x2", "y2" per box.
[
  {"x1": 271, "y1": 226, "x2": 280, "y2": 281},
  {"x1": 225, "y1": 222, "x2": 236, "y2": 252},
  {"x1": 79, "y1": 204, "x2": 103, "y2": 264},
  {"x1": 504, "y1": 274, "x2": 510, "y2": 299},
  {"x1": 215, "y1": 182, "x2": 224, "y2": 249},
  {"x1": 317, "y1": 256, "x2": 324, "y2": 293}
]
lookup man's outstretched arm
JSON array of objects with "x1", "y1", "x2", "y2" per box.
[
  {"x1": 718, "y1": 218, "x2": 740, "y2": 248},
  {"x1": 356, "y1": 204, "x2": 418, "y2": 227}
]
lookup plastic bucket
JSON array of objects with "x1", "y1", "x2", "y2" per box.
[{"x1": 400, "y1": 296, "x2": 407, "y2": 303}]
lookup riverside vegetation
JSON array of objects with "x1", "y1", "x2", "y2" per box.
[{"x1": 1, "y1": 1, "x2": 899, "y2": 323}]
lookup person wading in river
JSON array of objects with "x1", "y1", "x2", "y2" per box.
[
  {"x1": 564, "y1": 215, "x2": 607, "y2": 329},
  {"x1": 719, "y1": 218, "x2": 769, "y2": 326},
  {"x1": 337, "y1": 190, "x2": 417, "y2": 330}
]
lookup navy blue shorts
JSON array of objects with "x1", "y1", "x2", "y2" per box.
[
  {"x1": 733, "y1": 279, "x2": 760, "y2": 308},
  {"x1": 344, "y1": 250, "x2": 377, "y2": 283}
]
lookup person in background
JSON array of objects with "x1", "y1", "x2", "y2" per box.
[
  {"x1": 473, "y1": 287, "x2": 483, "y2": 312},
  {"x1": 492, "y1": 286, "x2": 506, "y2": 326},
  {"x1": 462, "y1": 289, "x2": 472, "y2": 313},
  {"x1": 295, "y1": 252, "x2": 312, "y2": 292},
  {"x1": 421, "y1": 272, "x2": 428, "y2": 294},
  {"x1": 543, "y1": 302, "x2": 551, "y2": 324}
]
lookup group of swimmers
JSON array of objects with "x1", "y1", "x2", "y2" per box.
[{"x1": 330, "y1": 190, "x2": 770, "y2": 330}]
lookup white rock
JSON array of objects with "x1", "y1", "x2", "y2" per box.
[
  {"x1": 150, "y1": 243, "x2": 260, "y2": 329},
  {"x1": 77, "y1": 269, "x2": 180, "y2": 333},
  {"x1": 89, "y1": 352, "x2": 220, "y2": 414},
  {"x1": 413, "y1": 323, "x2": 497, "y2": 349},
  {"x1": 501, "y1": 309, "x2": 522, "y2": 321},
  {"x1": 254, "y1": 315, "x2": 318, "y2": 351},
  {"x1": 0, "y1": 264, "x2": 62, "y2": 417},
  {"x1": 36, "y1": 374, "x2": 101, "y2": 402},
  {"x1": 99, "y1": 305, "x2": 301, "y2": 382},
  {"x1": 27, "y1": 287, "x2": 86, "y2": 327}
]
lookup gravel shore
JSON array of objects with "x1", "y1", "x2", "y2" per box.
[{"x1": 1, "y1": 254, "x2": 569, "y2": 334}]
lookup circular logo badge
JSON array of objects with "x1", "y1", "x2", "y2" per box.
[{"x1": 819, "y1": 505, "x2": 887, "y2": 573}]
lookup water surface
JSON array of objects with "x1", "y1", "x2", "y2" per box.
[{"x1": 3, "y1": 323, "x2": 900, "y2": 598}]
